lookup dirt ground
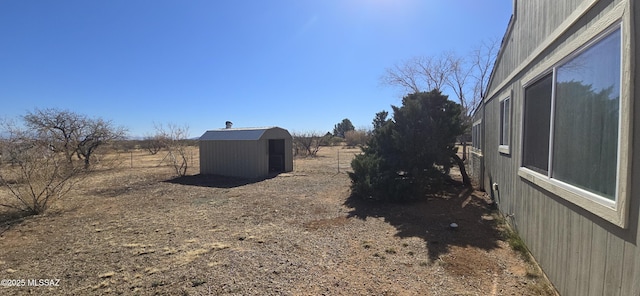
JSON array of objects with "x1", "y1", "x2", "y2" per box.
[{"x1": 0, "y1": 146, "x2": 556, "y2": 295}]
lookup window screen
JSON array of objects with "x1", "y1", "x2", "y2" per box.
[{"x1": 523, "y1": 74, "x2": 553, "y2": 174}]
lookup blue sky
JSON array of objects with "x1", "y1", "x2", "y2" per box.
[{"x1": 0, "y1": 1, "x2": 512, "y2": 138}]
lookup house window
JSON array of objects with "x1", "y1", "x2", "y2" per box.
[
  {"x1": 472, "y1": 120, "x2": 482, "y2": 151},
  {"x1": 499, "y1": 96, "x2": 511, "y2": 154},
  {"x1": 523, "y1": 74, "x2": 553, "y2": 174},
  {"x1": 521, "y1": 26, "x2": 621, "y2": 201}
]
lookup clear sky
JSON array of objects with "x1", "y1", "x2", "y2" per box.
[{"x1": 0, "y1": 0, "x2": 513, "y2": 138}]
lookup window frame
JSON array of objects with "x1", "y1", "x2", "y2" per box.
[
  {"x1": 498, "y1": 93, "x2": 512, "y2": 155},
  {"x1": 471, "y1": 119, "x2": 482, "y2": 153},
  {"x1": 518, "y1": 18, "x2": 632, "y2": 228}
]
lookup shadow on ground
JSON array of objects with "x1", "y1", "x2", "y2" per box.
[
  {"x1": 164, "y1": 173, "x2": 276, "y2": 189},
  {"x1": 344, "y1": 179, "x2": 501, "y2": 262},
  {"x1": 0, "y1": 210, "x2": 32, "y2": 236}
]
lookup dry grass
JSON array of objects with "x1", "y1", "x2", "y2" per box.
[{"x1": 0, "y1": 145, "x2": 555, "y2": 295}]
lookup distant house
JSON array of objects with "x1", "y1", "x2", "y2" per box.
[
  {"x1": 471, "y1": 1, "x2": 639, "y2": 295},
  {"x1": 199, "y1": 126, "x2": 293, "y2": 178}
]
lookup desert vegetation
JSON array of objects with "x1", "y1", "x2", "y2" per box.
[
  {"x1": 22, "y1": 108, "x2": 127, "y2": 170},
  {"x1": 332, "y1": 118, "x2": 355, "y2": 138},
  {"x1": 0, "y1": 109, "x2": 126, "y2": 215},
  {"x1": 349, "y1": 90, "x2": 471, "y2": 202},
  {"x1": 0, "y1": 145, "x2": 554, "y2": 295},
  {"x1": 153, "y1": 123, "x2": 191, "y2": 177},
  {"x1": 291, "y1": 131, "x2": 328, "y2": 157},
  {"x1": 0, "y1": 131, "x2": 78, "y2": 215},
  {"x1": 0, "y1": 109, "x2": 195, "y2": 216},
  {"x1": 0, "y1": 90, "x2": 554, "y2": 295},
  {"x1": 382, "y1": 41, "x2": 499, "y2": 161}
]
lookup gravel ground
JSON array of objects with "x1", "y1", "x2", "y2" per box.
[{"x1": 0, "y1": 146, "x2": 556, "y2": 295}]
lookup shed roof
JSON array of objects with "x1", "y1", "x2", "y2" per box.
[{"x1": 199, "y1": 127, "x2": 283, "y2": 141}]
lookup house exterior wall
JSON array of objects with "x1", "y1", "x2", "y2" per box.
[
  {"x1": 468, "y1": 151, "x2": 483, "y2": 189},
  {"x1": 475, "y1": 0, "x2": 639, "y2": 295},
  {"x1": 469, "y1": 111, "x2": 484, "y2": 190}
]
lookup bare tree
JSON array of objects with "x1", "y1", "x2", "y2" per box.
[
  {"x1": 155, "y1": 123, "x2": 190, "y2": 177},
  {"x1": 471, "y1": 38, "x2": 500, "y2": 104},
  {"x1": 292, "y1": 131, "x2": 328, "y2": 157},
  {"x1": 446, "y1": 53, "x2": 472, "y2": 113},
  {"x1": 76, "y1": 119, "x2": 127, "y2": 169},
  {"x1": 23, "y1": 108, "x2": 127, "y2": 169},
  {"x1": 0, "y1": 120, "x2": 80, "y2": 215},
  {"x1": 416, "y1": 54, "x2": 454, "y2": 91},
  {"x1": 382, "y1": 39, "x2": 499, "y2": 116},
  {"x1": 382, "y1": 61, "x2": 421, "y2": 93},
  {"x1": 445, "y1": 53, "x2": 474, "y2": 161},
  {"x1": 141, "y1": 135, "x2": 166, "y2": 155},
  {"x1": 382, "y1": 40, "x2": 499, "y2": 162},
  {"x1": 23, "y1": 109, "x2": 84, "y2": 166}
]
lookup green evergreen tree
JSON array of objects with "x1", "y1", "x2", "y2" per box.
[
  {"x1": 372, "y1": 111, "x2": 389, "y2": 130},
  {"x1": 333, "y1": 118, "x2": 355, "y2": 138},
  {"x1": 349, "y1": 90, "x2": 469, "y2": 201}
]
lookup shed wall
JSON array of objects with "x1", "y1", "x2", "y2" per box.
[
  {"x1": 198, "y1": 127, "x2": 293, "y2": 178},
  {"x1": 480, "y1": 0, "x2": 639, "y2": 295},
  {"x1": 199, "y1": 140, "x2": 264, "y2": 178},
  {"x1": 261, "y1": 129, "x2": 294, "y2": 172}
]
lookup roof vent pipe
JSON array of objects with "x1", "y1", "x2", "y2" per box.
[{"x1": 225, "y1": 121, "x2": 233, "y2": 129}]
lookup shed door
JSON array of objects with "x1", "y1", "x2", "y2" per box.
[{"x1": 269, "y1": 139, "x2": 285, "y2": 172}]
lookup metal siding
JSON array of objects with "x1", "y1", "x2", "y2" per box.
[
  {"x1": 199, "y1": 140, "x2": 261, "y2": 178},
  {"x1": 260, "y1": 127, "x2": 294, "y2": 173},
  {"x1": 199, "y1": 127, "x2": 294, "y2": 178},
  {"x1": 284, "y1": 137, "x2": 293, "y2": 172},
  {"x1": 254, "y1": 140, "x2": 267, "y2": 178},
  {"x1": 483, "y1": 1, "x2": 638, "y2": 295},
  {"x1": 259, "y1": 127, "x2": 291, "y2": 140},
  {"x1": 200, "y1": 129, "x2": 266, "y2": 140}
]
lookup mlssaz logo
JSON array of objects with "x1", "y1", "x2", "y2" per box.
[{"x1": 28, "y1": 279, "x2": 60, "y2": 287}]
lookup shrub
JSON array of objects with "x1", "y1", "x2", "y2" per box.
[
  {"x1": 344, "y1": 130, "x2": 369, "y2": 147},
  {"x1": 155, "y1": 123, "x2": 190, "y2": 177},
  {"x1": 349, "y1": 90, "x2": 467, "y2": 201},
  {"x1": 292, "y1": 131, "x2": 328, "y2": 157},
  {"x1": 0, "y1": 134, "x2": 80, "y2": 215}
]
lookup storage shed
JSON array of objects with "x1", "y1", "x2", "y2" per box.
[{"x1": 199, "y1": 127, "x2": 293, "y2": 178}]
